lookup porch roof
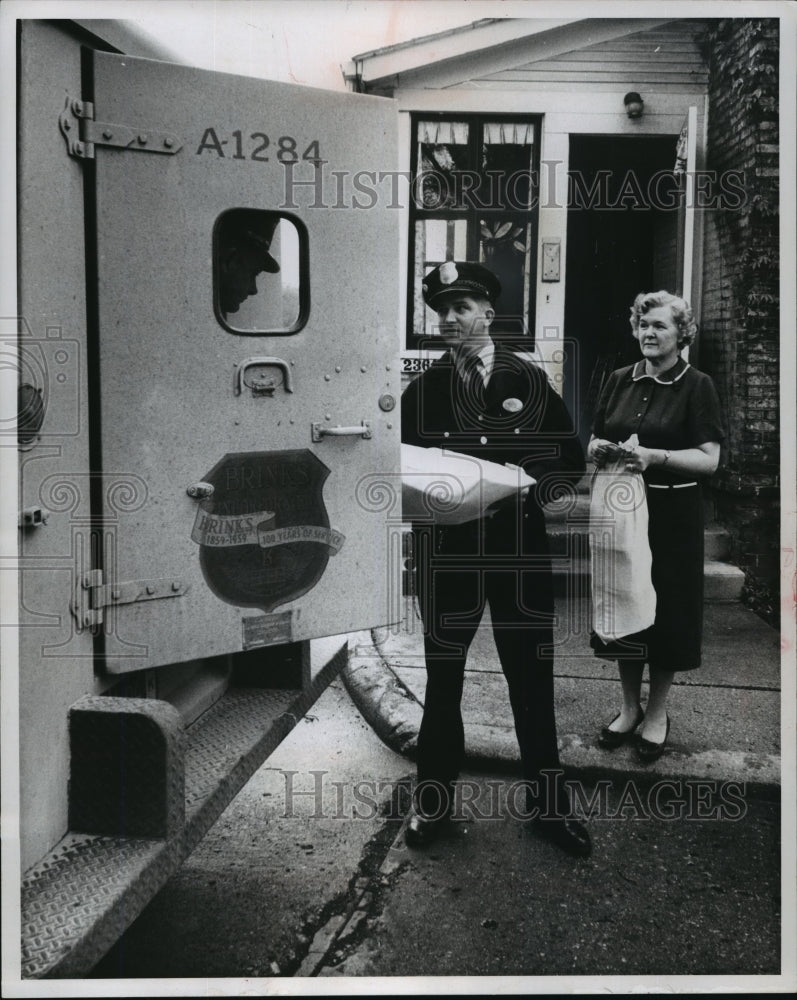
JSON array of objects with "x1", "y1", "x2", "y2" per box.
[{"x1": 347, "y1": 17, "x2": 702, "y2": 94}]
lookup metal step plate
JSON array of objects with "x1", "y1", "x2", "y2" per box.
[{"x1": 21, "y1": 642, "x2": 347, "y2": 979}]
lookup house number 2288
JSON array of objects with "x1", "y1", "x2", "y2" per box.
[{"x1": 196, "y1": 127, "x2": 323, "y2": 164}]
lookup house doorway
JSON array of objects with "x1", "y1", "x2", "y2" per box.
[{"x1": 564, "y1": 134, "x2": 680, "y2": 446}]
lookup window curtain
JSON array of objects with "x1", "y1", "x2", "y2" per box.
[
  {"x1": 482, "y1": 122, "x2": 535, "y2": 145},
  {"x1": 417, "y1": 121, "x2": 469, "y2": 145}
]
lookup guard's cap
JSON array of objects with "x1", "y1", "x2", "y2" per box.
[
  {"x1": 422, "y1": 260, "x2": 501, "y2": 309},
  {"x1": 219, "y1": 209, "x2": 280, "y2": 273}
]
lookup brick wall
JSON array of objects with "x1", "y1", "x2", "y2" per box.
[{"x1": 698, "y1": 18, "x2": 780, "y2": 620}]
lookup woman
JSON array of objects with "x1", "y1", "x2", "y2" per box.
[{"x1": 588, "y1": 291, "x2": 724, "y2": 762}]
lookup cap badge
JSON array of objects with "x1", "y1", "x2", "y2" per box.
[
  {"x1": 439, "y1": 261, "x2": 458, "y2": 285},
  {"x1": 502, "y1": 397, "x2": 523, "y2": 413}
]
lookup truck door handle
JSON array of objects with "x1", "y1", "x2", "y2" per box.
[
  {"x1": 311, "y1": 422, "x2": 371, "y2": 442},
  {"x1": 234, "y1": 357, "x2": 293, "y2": 396}
]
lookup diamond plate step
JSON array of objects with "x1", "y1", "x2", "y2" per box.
[{"x1": 20, "y1": 642, "x2": 347, "y2": 979}]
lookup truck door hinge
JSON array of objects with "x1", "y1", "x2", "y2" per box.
[
  {"x1": 59, "y1": 97, "x2": 183, "y2": 160},
  {"x1": 71, "y1": 570, "x2": 190, "y2": 630}
]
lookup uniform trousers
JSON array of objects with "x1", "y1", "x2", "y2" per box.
[{"x1": 412, "y1": 501, "x2": 570, "y2": 820}]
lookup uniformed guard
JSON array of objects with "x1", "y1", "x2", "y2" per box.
[
  {"x1": 217, "y1": 208, "x2": 280, "y2": 317},
  {"x1": 401, "y1": 260, "x2": 591, "y2": 856}
]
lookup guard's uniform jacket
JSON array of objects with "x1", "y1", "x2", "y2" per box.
[{"x1": 401, "y1": 339, "x2": 585, "y2": 817}]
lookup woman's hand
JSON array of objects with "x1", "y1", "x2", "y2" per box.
[
  {"x1": 623, "y1": 445, "x2": 656, "y2": 473},
  {"x1": 589, "y1": 438, "x2": 622, "y2": 466}
]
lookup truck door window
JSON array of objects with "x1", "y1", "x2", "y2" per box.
[{"x1": 214, "y1": 209, "x2": 307, "y2": 334}]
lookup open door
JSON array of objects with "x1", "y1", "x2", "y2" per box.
[
  {"x1": 675, "y1": 105, "x2": 698, "y2": 311},
  {"x1": 87, "y1": 52, "x2": 401, "y2": 672},
  {"x1": 564, "y1": 134, "x2": 682, "y2": 446}
]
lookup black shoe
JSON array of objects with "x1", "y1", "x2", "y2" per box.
[
  {"x1": 636, "y1": 715, "x2": 671, "y2": 764},
  {"x1": 531, "y1": 816, "x2": 592, "y2": 858},
  {"x1": 404, "y1": 810, "x2": 445, "y2": 848},
  {"x1": 598, "y1": 705, "x2": 644, "y2": 750}
]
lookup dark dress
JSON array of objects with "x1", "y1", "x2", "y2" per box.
[{"x1": 590, "y1": 357, "x2": 725, "y2": 671}]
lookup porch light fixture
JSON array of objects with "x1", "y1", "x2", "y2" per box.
[{"x1": 624, "y1": 92, "x2": 645, "y2": 119}]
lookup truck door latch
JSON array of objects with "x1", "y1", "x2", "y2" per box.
[{"x1": 234, "y1": 357, "x2": 294, "y2": 397}]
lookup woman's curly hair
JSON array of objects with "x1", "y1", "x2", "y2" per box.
[{"x1": 629, "y1": 291, "x2": 698, "y2": 348}]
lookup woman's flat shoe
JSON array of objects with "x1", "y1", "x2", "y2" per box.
[
  {"x1": 598, "y1": 706, "x2": 645, "y2": 750},
  {"x1": 636, "y1": 715, "x2": 671, "y2": 764}
]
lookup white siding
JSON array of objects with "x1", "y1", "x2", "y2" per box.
[{"x1": 475, "y1": 21, "x2": 708, "y2": 92}]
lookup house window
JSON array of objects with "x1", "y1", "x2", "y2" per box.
[{"x1": 407, "y1": 115, "x2": 541, "y2": 350}]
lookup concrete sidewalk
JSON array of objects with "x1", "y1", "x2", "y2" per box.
[
  {"x1": 320, "y1": 773, "x2": 780, "y2": 979},
  {"x1": 343, "y1": 596, "x2": 781, "y2": 790}
]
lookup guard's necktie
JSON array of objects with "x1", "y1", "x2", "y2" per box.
[{"x1": 461, "y1": 353, "x2": 486, "y2": 408}]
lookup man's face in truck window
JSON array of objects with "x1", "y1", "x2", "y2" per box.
[{"x1": 219, "y1": 240, "x2": 269, "y2": 315}]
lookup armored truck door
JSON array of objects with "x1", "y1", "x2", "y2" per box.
[{"x1": 87, "y1": 52, "x2": 401, "y2": 672}]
